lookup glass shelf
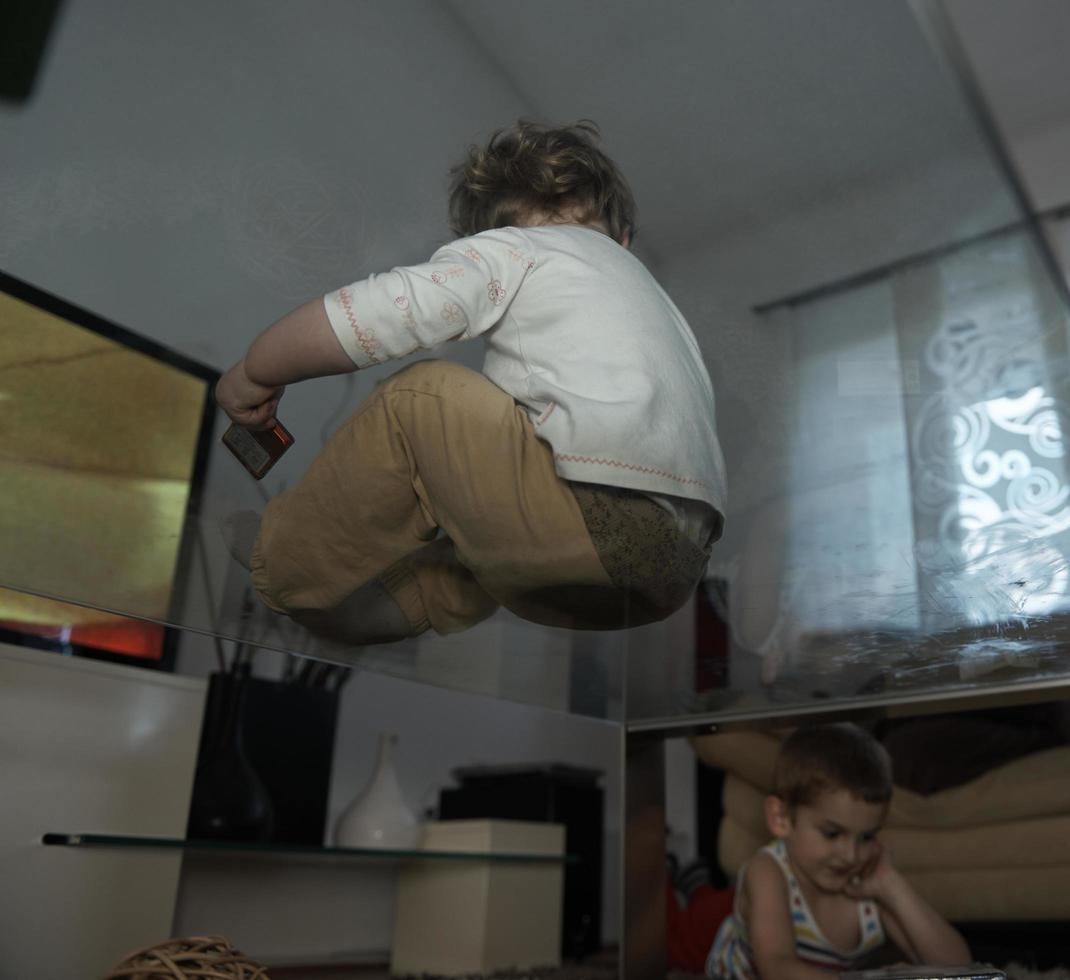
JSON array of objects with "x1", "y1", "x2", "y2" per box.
[
  {"x1": 5, "y1": 1, "x2": 1070, "y2": 734},
  {"x1": 40, "y1": 833, "x2": 572, "y2": 864}
]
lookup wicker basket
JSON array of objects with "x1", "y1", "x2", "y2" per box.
[{"x1": 104, "y1": 936, "x2": 270, "y2": 979}]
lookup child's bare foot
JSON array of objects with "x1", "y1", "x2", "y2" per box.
[{"x1": 221, "y1": 510, "x2": 261, "y2": 570}]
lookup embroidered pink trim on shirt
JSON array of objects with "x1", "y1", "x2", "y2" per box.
[
  {"x1": 338, "y1": 286, "x2": 382, "y2": 363},
  {"x1": 394, "y1": 295, "x2": 410, "y2": 310},
  {"x1": 464, "y1": 247, "x2": 482, "y2": 264},
  {"x1": 554, "y1": 453, "x2": 708, "y2": 488},
  {"x1": 508, "y1": 248, "x2": 536, "y2": 270},
  {"x1": 431, "y1": 266, "x2": 465, "y2": 285},
  {"x1": 441, "y1": 302, "x2": 466, "y2": 326},
  {"x1": 534, "y1": 402, "x2": 557, "y2": 427},
  {"x1": 487, "y1": 280, "x2": 506, "y2": 305}
]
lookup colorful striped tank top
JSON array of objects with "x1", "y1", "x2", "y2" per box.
[{"x1": 705, "y1": 839, "x2": 885, "y2": 978}]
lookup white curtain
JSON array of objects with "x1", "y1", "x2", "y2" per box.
[
  {"x1": 733, "y1": 228, "x2": 1070, "y2": 685},
  {"x1": 723, "y1": 283, "x2": 918, "y2": 684},
  {"x1": 894, "y1": 230, "x2": 1070, "y2": 633}
]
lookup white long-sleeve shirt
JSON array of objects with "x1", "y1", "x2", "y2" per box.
[{"x1": 323, "y1": 224, "x2": 726, "y2": 520}]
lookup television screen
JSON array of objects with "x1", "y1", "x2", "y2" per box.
[{"x1": 0, "y1": 271, "x2": 217, "y2": 669}]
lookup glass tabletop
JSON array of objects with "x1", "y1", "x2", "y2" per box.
[
  {"x1": 40, "y1": 833, "x2": 572, "y2": 864},
  {"x1": 3, "y1": 1, "x2": 1070, "y2": 731}
]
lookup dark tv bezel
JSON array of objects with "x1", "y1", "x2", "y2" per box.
[{"x1": 0, "y1": 269, "x2": 220, "y2": 672}]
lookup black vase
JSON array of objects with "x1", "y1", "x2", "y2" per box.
[{"x1": 186, "y1": 666, "x2": 275, "y2": 842}]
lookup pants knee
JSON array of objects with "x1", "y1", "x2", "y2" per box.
[
  {"x1": 380, "y1": 358, "x2": 482, "y2": 394},
  {"x1": 373, "y1": 359, "x2": 514, "y2": 428}
]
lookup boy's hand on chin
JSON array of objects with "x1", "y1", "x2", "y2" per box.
[{"x1": 843, "y1": 843, "x2": 899, "y2": 902}]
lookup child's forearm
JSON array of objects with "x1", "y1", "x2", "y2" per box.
[
  {"x1": 243, "y1": 297, "x2": 356, "y2": 387},
  {"x1": 216, "y1": 298, "x2": 357, "y2": 427},
  {"x1": 880, "y1": 875, "x2": 972, "y2": 964}
]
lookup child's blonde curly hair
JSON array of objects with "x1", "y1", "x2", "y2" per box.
[{"x1": 448, "y1": 119, "x2": 637, "y2": 245}]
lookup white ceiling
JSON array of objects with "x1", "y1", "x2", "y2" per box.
[
  {"x1": 4, "y1": 0, "x2": 1069, "y2": 355},
  {"x1": 441, "y1": 0, "x2": 1070, "y2": 302},
  {"x1": 946, "y1": 0, "x2": 1070, "y2": 138}
]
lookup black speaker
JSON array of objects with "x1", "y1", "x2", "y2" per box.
[
  {"x1": 187, "y1": 671, "x2": 340, "y2": 846},
  {"x1": 438, "y1": 763, "x2": 603, "y2": 959},
  {"x1": 241, "y1": 675, "x2": 340, "y2": 845}
]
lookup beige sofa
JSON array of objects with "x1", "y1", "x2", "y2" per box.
[{"x1": 690, "y1": 728, "x2": 1070, "y2": 921}]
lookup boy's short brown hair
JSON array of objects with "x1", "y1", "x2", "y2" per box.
[
  {"x1": 774, "y1": 723, "x2": 893, "y2": 810},
  {"x1": 448, "y1": 119, "x2": 637, "y2": 245}
]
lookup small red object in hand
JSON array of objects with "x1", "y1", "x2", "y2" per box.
[{"x1": 222, "y1": 420, "x2": 294, "y2": 479}]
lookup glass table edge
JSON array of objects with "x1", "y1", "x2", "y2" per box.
[
  {"x1": 41, "y1": 832, "x2": 575, "y2": 863},
  {"x1": 627, "y1": 673, "x2": 1070, "y2": 738}
]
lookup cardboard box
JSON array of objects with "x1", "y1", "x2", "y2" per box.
[{"x1": 391, "y1": 819, "x2": 565, "y2": 976}]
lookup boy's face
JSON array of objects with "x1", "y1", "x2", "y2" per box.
[{"x1": 766, "y1": 787, "x2": 886, "y2": 895}]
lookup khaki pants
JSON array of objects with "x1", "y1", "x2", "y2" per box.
[{"x1": 251, "y1": 360, "x2": 711, "y2": 636}]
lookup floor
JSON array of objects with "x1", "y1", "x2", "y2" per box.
[
  {"x1": 269, "y1": 950, "x2": 622, "y2": 980},
  {"x1": 264, "y1": 948, "x2": 1069, "y2": 980}
]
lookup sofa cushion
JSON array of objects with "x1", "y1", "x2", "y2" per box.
[
  {"x1": 691, "y1": 732, "x2": 1070, "y2": 827},
  {"x1": 689, "y1": 730, "x2": 781, "y2": 787},
  {"x1": 877, "y1": 706, "x2": 1066, "y2": 795},
  {"x1": 719, "y1": 774, "x2": 1070, "y2": 871},
  {"x1": 717, "y1": 809, "x2": 1070, "y2": 920},
  {"x1": 697, "y1": 727, "x2": 1070, "y2": 924},
  {"x1": 902, "y1": 866, "x2": 1070, "y2": 921},
  {"x1": 890, "y1": 745, "x2": 1070, "y2": 827}
]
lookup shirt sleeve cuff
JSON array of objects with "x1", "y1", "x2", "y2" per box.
[{"x1": 323, "y1": 283, "x2": 384, "y2": 369}]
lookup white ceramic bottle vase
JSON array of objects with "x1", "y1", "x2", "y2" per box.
[{"x1": 334, "y1": 732, "x2": 422, "y2": 849}]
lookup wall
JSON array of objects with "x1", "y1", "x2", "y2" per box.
[
  {"x1": 0, "y1": 644, "x2": 205, "y2": 979},
  {"x1": 944, "y1": 0, "x2": 1070, "y2": 214}
]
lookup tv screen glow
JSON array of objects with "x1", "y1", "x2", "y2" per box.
[{"x1": 0, "y1": 273, "x2": 217, "y2": 667}]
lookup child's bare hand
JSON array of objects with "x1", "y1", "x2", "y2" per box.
[
  {"x1": 843, "y1": 842, "x2": 899, "y2": 902},
  {"x1": 216, "y1": 360, "x2": 285, "y2": 430}
]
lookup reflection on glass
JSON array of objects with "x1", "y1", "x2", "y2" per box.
[
  {"x1": 679, "y1": 229, "x2": 1070, "y2": 726},
  {"x1": 901, "y1": 232, "x2": 1070, "y2": 628},
  {"x1": 3, "y1": 3, "x2": 1070, "y2": 729}
]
